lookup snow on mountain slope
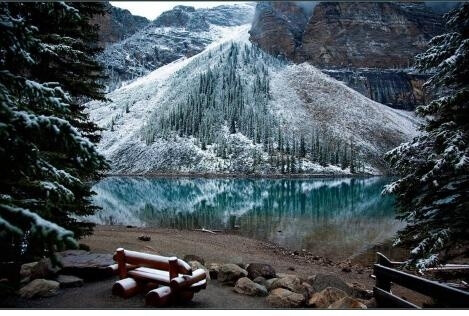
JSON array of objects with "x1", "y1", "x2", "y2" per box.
[
  {"x1": 86, "y1": 25, "x2": 419, "y2": 176},
  {"x1": 268, "y1": 65, "x2": 419, "y2": 169},
  {"x1": 98, "y1": 4, "x2": 255, "y2": 91}
]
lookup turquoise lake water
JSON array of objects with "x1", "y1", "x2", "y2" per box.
[{"x1": 88, "y1": 176, "x2": 405, "y2": 262}]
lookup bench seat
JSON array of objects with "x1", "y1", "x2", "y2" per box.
[
  {"x1": 111, "y1": 248, "x2": 207, "y2": 306},
  {"x1": 128, "y1": 267, "x2": 185, "y2": 285}
]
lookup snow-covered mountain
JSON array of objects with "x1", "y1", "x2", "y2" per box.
[
  {"x1": 98, "y1": 4, "x2": 255, "y2": 91},
  {"x1": 86, "y1": 24, "x2": 419, "y2": 176}
]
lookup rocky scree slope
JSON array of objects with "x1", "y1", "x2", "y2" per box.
[
  {"x1": 97, "y1": 4, "x2": 255, "y2": 91},
  {"x1": 249, "y1": 1, "x2": 444, "y2": 110},
  {"x1": 86, "y1": 26, "x2": 418, "y2": 176}
]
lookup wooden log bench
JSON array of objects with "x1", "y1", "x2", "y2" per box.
[
  {"x1": 109, "y1": 248, "x2": 207, "y2": 306},
  {"x1": 373, "y1": 252, "x2": 469, "y2": 308}
]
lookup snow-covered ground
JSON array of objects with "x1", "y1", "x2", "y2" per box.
[
  {"x1": 270, "y1": 64, "x2": 419, "y2": 161},
  {"x1": 86, "y1": 24, "x2": 419, "y2": 175}
]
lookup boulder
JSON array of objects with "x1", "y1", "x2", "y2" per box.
[
  {"x1": 233, "y1": 277, "x2": 268, "y2": 296},
  {"x1": 266, "y1": 288, "x2": 305, "y2": 308},
  {"x1": 307, "y1": 287, "x2": 347, "y2": 308},
  {"x1": 188, "y1": 261, "x2": 210, "y2": 280},
  {"x1": 218, "y1": 264, "x2": 248, "y2": 285},
  {"x1": 253, "y1": 276, "x2": 266, "y2": 285},
  {"x1": 302, "y1": 281, "x2": 314, "y2": 299},
  {"x1": 246, "y1": 263, "x2": 276, "y2": 280},
  {"x1": 29, "y1": 258, "x2": 60, "y2": 280},
  {"x1": 328, "y1": 296, "x2": 367, "y2": 309},
  {"x1": 20, "y1": 262, "x2": 38, "y2": 282},
  {"x1": 348, "y1": 282, "x2": 373, "y2": 299},
  {"x1": 138, "y1": 235, "x2": 151, "y2": 241},
  {"x1": 307, "y1": 274, "x2": 353, "y2": 296},
  {"x1": 270, "y1": 275, "x2": 304, "y2": 294},
  {"x1": 265, "y1": 277, "x2": 279, "y2": 291},
  {"x1": 18, "y1": 279, "x2": 60, "y2": 299},
  {"x1": 56, "y1": 275, "x2": 84, "y2": 288},
  {"x1": 206, "y1": 263, "x2": 220, "y2": 280},
  {"x1": 183, "y1": 255, "x2": 205, "y2": 265},
  {"x1": 56, "y1": 250, "x2": 114, "y2": 280}
]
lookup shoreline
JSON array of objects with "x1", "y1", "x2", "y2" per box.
[
  {"x1": 76, "y1": 225, "x2": 429, "y2": 307},
  {"x1": 82, "y1": 225, "x2": 374, "y2": 280},
  {"x1": 98, "y1": 172, "x2": 386, "y2": 180},
  {"x1": 83, "y1": 225, "x2": 402, "y2": 269},
  {"x1": 0, "y1": 225, "x2": 429, "y2": 309}
]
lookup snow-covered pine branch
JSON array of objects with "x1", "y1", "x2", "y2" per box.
[
  {"x1": 0, "y1": 2, "x2": 108, "y2": 261},
  {"x1": 384, "y1": 3, "x2": 469, "y2": 268}
]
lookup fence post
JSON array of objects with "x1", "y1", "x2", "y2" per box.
[{"x1": 375, "y1": 252, "x2": 392, "y2": 292}]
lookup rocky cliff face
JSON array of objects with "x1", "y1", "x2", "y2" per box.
[
  {"x1": 153, "y1": 5, "x2": 209, "y2": 31},
  {"x1": 97, "y1": 4, "x2": 255, "y2": 91},
  {"x1": 86, "y1": 26, "x2": 418, "y2": 175},
  {"x1": 297, "y1": 2, "x2": 442, "y2": 68},
  {"x1": 249, "y1": 1, "x2": 309, "y2": 59},
  {"x1": 249, "y1": 1, "x2": 443, "y2": 110},
  {"x1": 323, "y1": 70, "x2": 427, "y2": 111},
  {"x1": 90, "y1": 2, "x2": 149, "y2": 48}
]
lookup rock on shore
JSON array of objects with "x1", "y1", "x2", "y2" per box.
[
  {"x1": 18, "y1": 279, "x2": 60, "y2": 299},
  {"x1": 218, "y1": 264, "x2": 248, "y2": 285},
  {"x1": 234, "y1": 277, "x2": 268, "y2": 296}
]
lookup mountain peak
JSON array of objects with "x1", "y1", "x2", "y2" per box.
[
  {"x1": 172, "y1": 5, "x2": 196, "y2": 12},
  {"x1": 87, "y1": 26, "x2": 418, "y2": 176},
  {"x1": 98, "y1": 4, "x2": 255, "y2": 91}
]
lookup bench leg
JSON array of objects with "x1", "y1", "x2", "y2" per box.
[
  {"x1": 146, "y1": 286, "x2": 172, "y2": 307},
  {"x1": 112, "y1": 277, "x2": 141, "y2": 298}
]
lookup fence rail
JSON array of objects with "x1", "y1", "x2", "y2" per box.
[{"x1": 373, "y1": 252, "x2": 469, "y2": 308}]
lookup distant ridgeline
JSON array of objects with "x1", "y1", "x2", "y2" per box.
[
  {"x1": 93, "y1": 2, "x2": 455, "y2": 110},
  {"x1": 141, "y1": 43, "x2": 364, "y2": 174}
]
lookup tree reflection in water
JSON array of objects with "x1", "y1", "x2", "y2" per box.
[{"x1": 87, "y1": 177, "x2": 405, "y2": 262}]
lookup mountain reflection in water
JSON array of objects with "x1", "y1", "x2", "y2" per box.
[{"x1": 87, "y1": 177, "x2": 405, "y2": 261}]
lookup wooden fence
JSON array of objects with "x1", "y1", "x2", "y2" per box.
[{"x1": 373, "y1": 252, "x2": 469, "y2": 308}]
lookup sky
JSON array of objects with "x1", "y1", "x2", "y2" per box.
[{"x1": 110, "y1": 1, "x2": 252, "y2": 20}]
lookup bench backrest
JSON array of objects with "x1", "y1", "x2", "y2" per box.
[{"x1": 114, "y1": 248, "x2": 192, "y2": 279}]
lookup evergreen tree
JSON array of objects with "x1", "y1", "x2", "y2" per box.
[
  {"x1": 350, "y1": 139, "x2": 356, "y2": 174},
  {"x1": 229, "y1": 117, "x2": 236, "y2": 134},
  {"x1": 0, "y1": 2, "x2": 108, "y2": 262},
  {"x1": 341, "y1": 146, "x2": 348, "y2": 170},
  {"x1": 384, "y1": 4, "x2": 469, "y2": 268},
  {"x1": 299, "y1": 134, "x2": 306, "y2": 158},
  {"x1": 26, "y1": 2, "x2": 107, "y2": 142}
]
